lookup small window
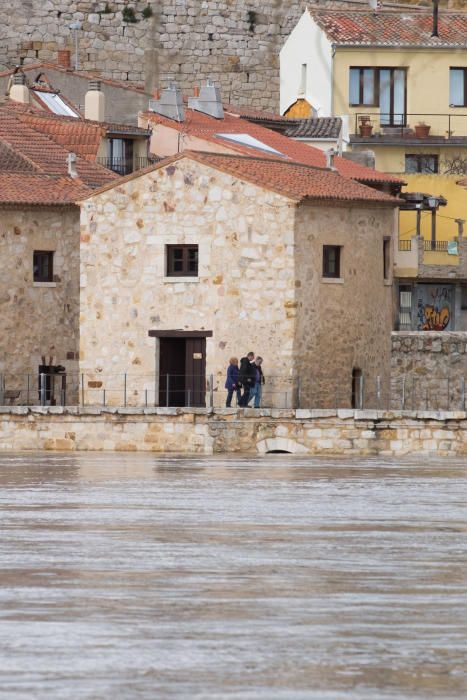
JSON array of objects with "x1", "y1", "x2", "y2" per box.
[
  {"x1": 166, "y1": 244, "x2": 198, "y2": 277},
  {"x1": 33, "y1": 251, "x2": 54, "y2": 282},
  {"x1": 449, "y1": 68, "x2": 467, "y2": 107},
  {"x1": 383, "y1": 238, "x2": 391, "y2": 280},
  {"x1": 398, "y1": 284, "x2": 412, "y2": 330},
  {"x1": 323, "y1": 245, "x2": 341, "y2": 279},
  {"x1": 405, "y1": 154, "x2": 439, "y2": 174},
  {"x1": 300, "y1": 63, "x2": 307, "y2": 94}
]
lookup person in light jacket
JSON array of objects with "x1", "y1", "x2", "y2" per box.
[{"x1": 225, "y1": 357, "x2": 241, "y2": 407}]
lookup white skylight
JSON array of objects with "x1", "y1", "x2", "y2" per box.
[
  {"x1": 33, "y1": 90, "x2": 79, "y2": 118},
  {"x1": 215, "y1": 132, "x2": 285, "y2": 157}
]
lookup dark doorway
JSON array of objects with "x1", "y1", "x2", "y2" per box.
[
  {"x1": 157, "y1": 333, "x2": 208, "y2": 407},
  {"x1": 351, "y1": 368, "x2": 363, "y2": 409}
]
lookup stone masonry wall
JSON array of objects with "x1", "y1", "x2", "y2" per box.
[
  {"x1": 391, "y1": 331, "x2": 467, "y2": 411},
  {"x1": 79, "y1": 157, "x2": 298, "y2": 406},
  {"x1": 0, "y1": 0, "x2": 453, "y2": 112},
  {"x1": 0, "y1": 206, "x2": 80, "y2": 394},
  {"x1": 1, "y1": 407, "x2": 467, "y2": 456}
]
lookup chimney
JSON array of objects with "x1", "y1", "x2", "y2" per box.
[
  {"x1": 67, "y1": 152, "x2": 78, "y2": 179},
  {"x1": 325, "y1": 148, "x2": 336, "y2": 170},
  {"x1": 84, "y1": 80, "x2": 105, "y2": 122},
  {"x1": 188, "y1": 79, "x2": 224, "y2": 119},
  {"x1": 148, "y1": 82, "x2": 185, "y2": 122},
  {"x1": 9, "y1": 71, "x2": 29, "y2": 104},
  {"x1": 57, "y1": 48, "x2": 71, "y2": 70}
]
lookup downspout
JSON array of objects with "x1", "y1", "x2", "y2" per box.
[{"x1": 331, "y1": 44, "x2": 336, "y2": 118}]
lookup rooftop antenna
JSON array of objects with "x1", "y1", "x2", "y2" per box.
[
  {"x1": 69, "y1": 20, "x2": 82, "y2": 70},
  {"x1": 431, "y1": 0, "x2": 439, "y2": 38}
]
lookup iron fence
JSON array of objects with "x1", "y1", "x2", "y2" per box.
[{"x1": 1, "y1": 372, "x2": 466, "y2": 411}]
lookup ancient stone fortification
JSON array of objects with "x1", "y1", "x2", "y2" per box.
[
  {"x1": 391, "y1": 331, "x2": 467, "y2": 411},
  {"x1": 1, "y1": 407, "x2": 467, "y2": 455},
  {"x1": 0, "y1": 0, "x2": 454, "y2": 111}
]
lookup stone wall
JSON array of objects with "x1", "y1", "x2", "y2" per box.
[
  {"x1": 1, "y1": 407, "x2": 467, "y2": 456},
  {"x1": 0, "y1": 206, "x2": 80, "y2": 393},
  {"x1": 79, "y1": 155, "x2": 396, "y2": 407},
  {"x1": 0, "y1": 0, "x2": 450, "y2": 112},
  {"x1": 391, "y1": 331, "x2": 467, "y2": 411}
]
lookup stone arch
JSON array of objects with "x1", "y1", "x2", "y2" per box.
[{"x1": 257, "y1": 437, "x2": 309, "y2": 454}]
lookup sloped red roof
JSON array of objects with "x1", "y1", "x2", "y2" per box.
[
  {"x1": 0, "y1": 173, "x2": 91, "y2": 205},
  {"x1": 0, "y1": 107, "x2": 118, "y2": 189},
  {"x1": 142, "y1": 108, "x2": 402, "y2": 185},
  {"x1": 0, "y1": 62, "x2": 147, "y2": 93},
  {"x1": 310, "y1": 9, "x2": 467, "y2": 48},
  {"x1": 3, "y1": 101, "x2": 149, "y2": 162},
  {"x1": 85, "y1": 150, "x2": 400, "y2": 206}
]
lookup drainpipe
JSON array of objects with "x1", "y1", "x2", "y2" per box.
[{"x1": 431, "y1": 0, "x2": 439, "y2": 38}]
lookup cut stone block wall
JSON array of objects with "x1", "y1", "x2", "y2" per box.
[
  {"x1": 391, "y1": 331, "x2": 467, "y2": 411},
  {"x1": 1, "y1": 407, "x2": 467, "y2": 456}
]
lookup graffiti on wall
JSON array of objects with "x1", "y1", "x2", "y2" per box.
[{"x1": 416, "y1": 285, "x2": 453, "y2": 331}]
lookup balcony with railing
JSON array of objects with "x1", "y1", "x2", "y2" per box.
[
  {"x1": 350, "y1": 113, "x2": 467, "y2": 145},
  {"x1": 96, "y1": 156, "x2": 155, "y2": 176},
  {"x1": 394, "y1": 235, "x2": 467, "y2": 280}
]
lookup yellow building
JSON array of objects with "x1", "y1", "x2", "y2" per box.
[{"x1": 281, "y1": 7, "x2": 467, "y2": 330}]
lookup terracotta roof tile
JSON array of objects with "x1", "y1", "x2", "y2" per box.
[
  {"x1": 85, "y1": 150, "x2": 400, "y2": 206},
  {"x1": 284, "y1": 117, "x2": 342, "y2": 140},
  {"x1": 0, "y1": 107, "x2": 118, "y2": 189},
  {"x1": 0, "y1": 173, "x2": 91, "y2": 205},
  {"x1": 142, "y1": 108, "x2": 402, "y2": 185},
  {"x1": 310, "y1": 9, "x2": 467, "y2": 48}
]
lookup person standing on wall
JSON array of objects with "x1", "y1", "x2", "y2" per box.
[
  {"x1": 248, "y1": 356, "x2": 265, "y2": 408},
  {"x1": 225, "y1": 357, "x2": 241, "y2": 407},
  {"x1": 238, "y1": 351, "x2": 255, "y2": 406}
]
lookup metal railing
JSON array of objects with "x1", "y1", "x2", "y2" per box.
[
  {"x1": 353, "y1": 112, "x2": 467, "y2": 139},
  {"x1": 0, "y1": 373, "x2": 299, "y2": 410},
  {"x1": 398, "y1": 239, "x2": 412, "y2": 251},
  {"x1": 2, "y1": 371, "x2": 466, "y2": 412},
  {"x1": 398, "y1": 239, "x2": 458, "y2": 253},
  {"x1": 96, "y1": 156, "x2": 153, "y2": 175}
]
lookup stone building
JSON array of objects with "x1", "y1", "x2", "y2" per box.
[
  {"x1": 79, "y1": 150, "x2": 399, "y2": 408},
  {"x1": 0, "y1": 106, "x2": 117, "y2": 404}
]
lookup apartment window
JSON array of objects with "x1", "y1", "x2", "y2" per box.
[
  {"x1": 107, "y1": 138, "x2": 134, "y2": 175},
  {"x1": 166, "y1": 244, "x2": 198, "y2": 277},
  {"x1": 405, "y1": 154, "x2": 439, "y2": 174},
  {"x1": 349, "y1": 67, "x2": 406, "y2": 125},
  {"x1": 449, "y1": 68, "x2": 467, "y2": 107},
  {"x1": 323, "y1": 245, "x2": 341, "y2": 278},
  {"x1": 33, "y1": 251, "x2": 54, "y2": 283},
  {"x1": 349, "y1": 68, "x2": 378, "y2": 106},
  {"x1": 383, "y1": 237, "x2": 391, "y2": 280}
]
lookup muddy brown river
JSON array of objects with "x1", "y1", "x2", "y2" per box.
[{"x1": 0, "y1": 453, "x2": 466, "y2": 699}]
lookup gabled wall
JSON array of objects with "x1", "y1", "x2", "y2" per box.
[{"x1": 280, "y1": 10, "x2": 333, "y2": 117}]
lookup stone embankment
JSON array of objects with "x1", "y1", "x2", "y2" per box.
[{"x1": 1, "y1": 407, "x2": 467, "y2": 455}]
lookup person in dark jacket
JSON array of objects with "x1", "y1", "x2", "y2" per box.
[
  {"x1": 248, "y1": 356, "x2": 265, "y2": 408},
  {"x1": 225, "y1": 357, "x2": 241, "y2": 407},
  {"x1": 238, "y1": 351, "x2": 256, "y2": 406}
]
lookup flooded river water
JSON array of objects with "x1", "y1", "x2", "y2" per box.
[{"x1": 0, "y1": 453, "x2": 466, "y2": 699}]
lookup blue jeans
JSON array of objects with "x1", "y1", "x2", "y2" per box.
[{"x1": 248, "y1": 383, "x2": 262, "y2": 408}]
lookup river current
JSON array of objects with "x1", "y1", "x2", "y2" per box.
[{"x1": 0, "y1": 452, "x2": 466, "y2": 699}]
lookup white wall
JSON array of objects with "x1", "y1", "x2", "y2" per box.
[{"x1": 280, "y1": 9, "x2": 333, "y2": 116}]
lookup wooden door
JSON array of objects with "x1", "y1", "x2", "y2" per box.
[{"x1": 185, "y1": 337, "x2": 206, "y2": 407}]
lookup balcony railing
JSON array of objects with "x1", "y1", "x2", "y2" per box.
[
  {"x1": 352, "y1": 113, "x2": 467, "y2": 140},
  {"x1": 97, "y1": 156, "x2": 154, "y2": 176},
  {"x1": 398, "y1": 239, "x2": 456, "y2": 253}
]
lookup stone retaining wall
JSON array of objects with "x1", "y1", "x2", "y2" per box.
[{"x1": 1, "y1": 407, "x2": 467, "y2": 456}]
